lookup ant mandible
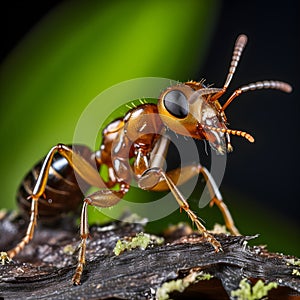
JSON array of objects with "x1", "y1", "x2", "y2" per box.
[{"x1": 4, "y1": 34, "x2": 292, "y2": 285}]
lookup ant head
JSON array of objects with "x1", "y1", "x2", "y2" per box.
[
  {"x1": 157, "y1": 82, "x2": 230, "y2": 154},
  {"x1": 157, "y1": 34, "x2": 292, "y2": 154}
]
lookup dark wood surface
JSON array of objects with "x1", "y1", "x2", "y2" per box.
[{"x1": 0, "y1": 211, "x2": 299, "y2": 299}]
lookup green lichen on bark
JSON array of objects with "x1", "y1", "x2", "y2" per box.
[
  {"x1": 113, "y1": 232, "x2": 164, "y2": 256},
  {"x1": 156, "y1": 271, "x2": 212, "y2": 300},
  {"x1": 231, "y1": 278, "x2": 277, "y2": 300}
]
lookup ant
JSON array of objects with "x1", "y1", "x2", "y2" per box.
[{"x1": 3, "y1": 34, "x2": 292, "y2": 285}]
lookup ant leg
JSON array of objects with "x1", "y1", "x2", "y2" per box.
[
  {"x1": 139, "y1": 167, "x2": 222, "y2": 252},
  {"x1": 151, "y1": 163, "x2": 200, "y2": 191},
  {"x1": 199, "y1": 166, "x2": 240, "y2": 235},
  {"x1": 7, "y1": 144, "x2": 104, "y2": 259},
  {"x1": 72, "y1": 185, "x2": 128, "y2": 285},
  {"x1": 150, "y1": 163, "x2": 240, "y2": 235},
  {"x1": 142, "y1": 133, "x2": 237, "y2": 236},
  {"x1": 7, "y1": 197, "x2": 38, "y2": 258},
  {"x1": 29, "y1": 144, "x2": 104, "y2": 200},
  {"x1": 72, "y1": 200, "x2": 89, "y2": 286}
]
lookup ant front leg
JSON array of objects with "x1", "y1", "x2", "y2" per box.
[
  {"x1": 138, "y1": 167, "x2": 222, "y2": 252},
  {"x1": 151, "y1": 163, "x2": 240, "y2": 235},
  {"x1": 72, "y1": 184, "x2": 129, "y2": 285},
  {"x1": 7, "y1": 144, "x2": 104, "y2": 259}
]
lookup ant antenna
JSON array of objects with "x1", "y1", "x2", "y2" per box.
[
  {"x1": 210, "y1": 34, "x2": 248, "y2": 102},
  {"x1": 221, "y1": 80, "x2": 292, "y2": 111},
  {"x1": 203, "y1": 125, "x2": 254, "y2": 143},
  {"x1": 223, "y1": 34, "x2": 248, "y2": 90},
  {"x1": 208, "y1": 34, "x2": 292, "y2": 111}
]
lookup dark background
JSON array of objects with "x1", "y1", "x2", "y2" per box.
[
  {"x1": 201, "y1": 0, "x2": 299, "y2": 224},
  {"x1": 0, "y1": 1, "x2": 298, "y2": 242}
]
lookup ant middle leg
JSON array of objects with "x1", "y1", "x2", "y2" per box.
[{"x1": 72, "y1": 184, "x2": 129, "y2": 285}]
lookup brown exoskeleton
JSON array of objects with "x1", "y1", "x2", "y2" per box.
[{"x1": 4, "y1": 34, "x2": 292, "y2": 285}]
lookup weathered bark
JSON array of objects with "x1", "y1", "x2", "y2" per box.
[{"x1": 0, "y1": 211, "x2": 299, "y2": 300}]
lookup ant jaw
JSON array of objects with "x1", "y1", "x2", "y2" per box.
[
  {"x1": 203, "y1": 125, "x2": 255, "y2": 149},
  {"x1": 214, "y1": 141, "x2": 233, "y2": 154},
  {"x1": 216, "y1": 145, "x2": 227, "y2": 155},
  {"x1": 227, "y1": 143, "x2": 234, "y2": 153}
]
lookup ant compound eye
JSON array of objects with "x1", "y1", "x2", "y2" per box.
[{"x1": 163, "y1": 90, "x2": 189, "y2": 119}]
